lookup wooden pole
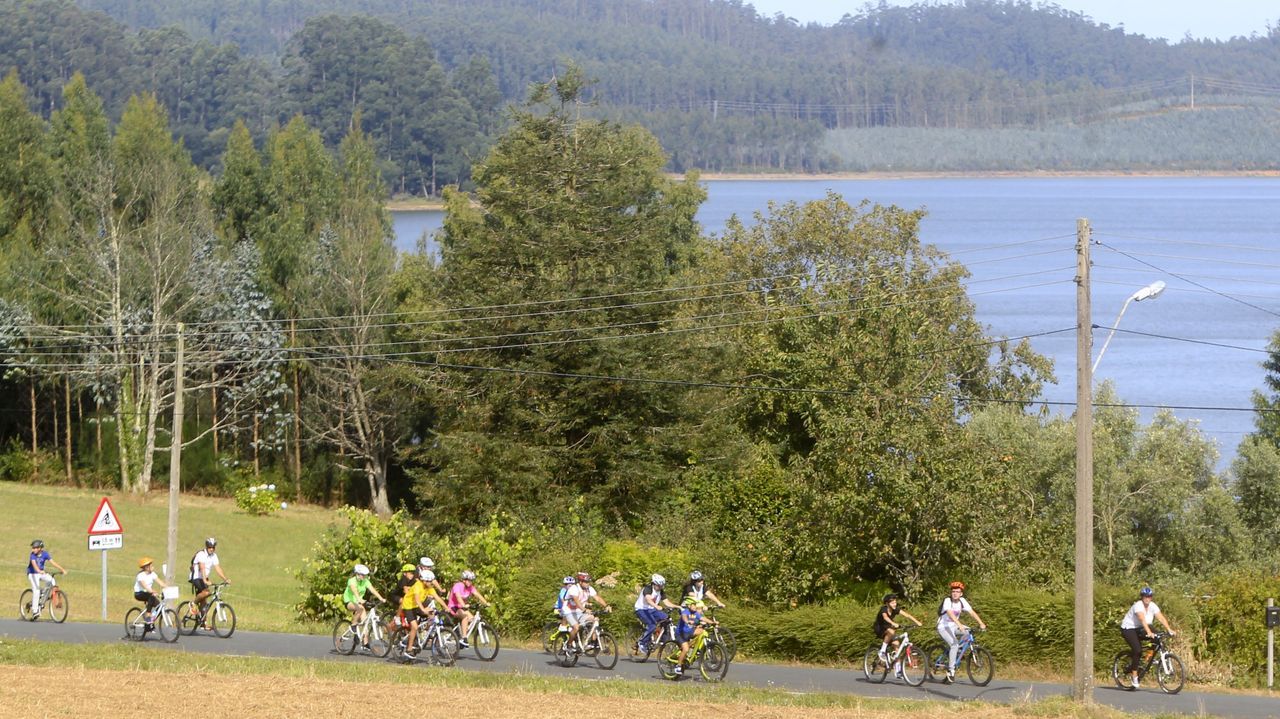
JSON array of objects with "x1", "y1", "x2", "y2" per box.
[
  {"x1": 1074, "y1": 219, "x2": 1095, "y2": 702},
  {"x1": 165, "y1": 324, "x2": 185, "y2": 584}
]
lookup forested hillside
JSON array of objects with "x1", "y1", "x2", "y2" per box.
[{"x1": 0, "y1": 0, "x2": 1276, "y2": 180}]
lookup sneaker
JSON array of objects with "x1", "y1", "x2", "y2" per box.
[
  {"x1": 945, "y1": 670, "x2": 955, "y2": 683},
  {"x1": 458, "y1": 639, "x2": 470, "y2": 649},
  {"x1": 673, "y1": 665, "x2": 683, "y2": 676},
  {"x1": 1130, "y1": 676, "x2": 1140, "y2": 690}
]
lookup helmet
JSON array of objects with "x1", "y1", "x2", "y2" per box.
[
  {"x1": 949, "y1": 581, "x2": 965, "y2": 591},
  {"x1": 422, "y1": 570, "x2": 436, "y2": 583},
  {"x1": 400, "y1": 563, "x2": 416, "y2": 573},
  {"x1": 205, "y1": 537, "x2": 217, "y2": 548},
  {"x1": 1140, "y1": 586, "x2": 1154, "y2": 597},
  {"x1": 419, "y1": 557, "x2": 434, "y2": 568},
  {"x1": 30, "y1": 539, "x2": 43, "y2": 549},
  {"x1": 562, "y1": 576, "x2": 575, "y2": 585},
  {"x1": 689, "y1": 570, "x2": 703, "y2": 582},
  {"x1": 682, "y1": 595, "x2": 699, "y2": 606},
  {"x1": 353, "y1": 564, "x2": 369, "y2": 576},
  {"x1": 576, "y1": 572, "x2": 592, "y2": 583},
  {"x1": 461, "y1": 570, "x2": 476, "y2": 581},
  {"x1": 883, "y1": 593, "x2": 898, "y2": 603},
  {"x1": 139, "y1": 557, "x2": 154, "y2": 568},
  {"x1": 651, "y1": 573, "x2": 666, "y2": 586}
]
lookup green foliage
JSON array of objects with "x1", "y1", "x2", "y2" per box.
[
  {"x1": 1250, "y1": 329, "x2": 1280, "y2": 447},
  {"x1": 1195, "y1": 569, "x2": 1280, "y2": 679},
  {"x1": 234, "y1": 482, "x2": 281, "y2": 516},
  {"x1": 1232, "y1": 436, "x2": 1280, "y2": 547}
]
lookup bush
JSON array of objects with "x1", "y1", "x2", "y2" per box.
[
  {"x1": 1195, "y1": 568, "x2": 1280, "y2": 683},
  {"x1": 234, "y1": 483, "x2": 281, "y2": 516}
]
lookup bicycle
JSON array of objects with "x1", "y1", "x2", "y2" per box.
[
  {"x1": 656, "y1": 624, "x2": 729, "y2": 682},
  {"x1": 926, "y1": 627, "x2": 994, "y2": 686},
  {"x1": 1110, "y1": 631, "x2": 1184, "y2": 694},
  {"x1": 862, "y1": 628, "x2": 927, "y2": 686},
  {"x1": 124, "y1": 586, "x2": 180, "y2": 643},
  {"x1": 18, "y1": 574, "x2": 68, "y2": 623},
  {"x1": 554, "y1": 610, "x2": 618, "y2": 670},
  {"x1": 450, "y1": 605, "x2": 500, "y2": 661},
  {"x1": 332, "y1": 601, "x2": 393, "y2": 657},
  {"x1": 389, "y1": 610, "x2": 458, "y2": 665},
  {"x1": 704, "y1": 607, "x2": 738, "y2": 661},
  {"x1": 626, "y1": 609, "x2": 677, "y2": 663},
  {"x1": 542, "y1": 611, "x2": 566, "y2": 654},
  {"x1": 177, "y1": 582, "x2": 236, "y2": 638}
]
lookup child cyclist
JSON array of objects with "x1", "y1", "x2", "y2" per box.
[
  {"x1": 672, "y1": 598, "x2": 717, "y2": 676},
  {"x1": 27, "y1": 539, "x2": 67, "y2": 616},
  {"x1": 448, "y1": 570, "x2": 492, "y2": 648},
  {"x1": 343, "y1": 564, "x2": 386, "y2": 631},
  {"x1": 937, "y1": 580, "x2": 987, "y2": 683},
  {"x1": 873, "y1": 593, "x2": 922, "y2": 664},
  {"x1": 133, "y1": 557, "x2": 169, "y2": 627}
]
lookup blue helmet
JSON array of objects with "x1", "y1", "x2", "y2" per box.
[{"x1": 1139, "y1": 586, "x2": 1154, "y2": 597}]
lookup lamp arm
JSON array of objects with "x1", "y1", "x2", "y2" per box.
[{"x1": 1091, "y1": 297, "x2": 1133, "y2": 373}]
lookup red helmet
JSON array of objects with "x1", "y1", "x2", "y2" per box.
[
  {"x1": 949, "y1": 581, "x2": 965, "y2": 591},
  {"x1": 575, "y1": 572, "x2": 592, "y2": 583}
]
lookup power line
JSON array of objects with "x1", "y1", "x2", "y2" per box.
[{"x1": 1094, "y1": 241, "x2": 1280, "y2": 319}]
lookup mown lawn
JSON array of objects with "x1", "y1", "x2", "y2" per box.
[{"x1": 0, "y1": 482, "x2": 340, "y2": 633}]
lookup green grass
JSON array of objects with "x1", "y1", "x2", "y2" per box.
[{"x1": 0, "y1": 482, "x2": 340, "y2": 633}]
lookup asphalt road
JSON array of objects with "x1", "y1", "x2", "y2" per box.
[{"x1": 2, "y1": 618, "x2": 1276, "y2": 718}]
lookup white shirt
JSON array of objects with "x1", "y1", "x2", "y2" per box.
[
  {"x1": 937, "y1": 596, "x2": 973, "y2": 627},
  {"x1": 634, "y1": 583, "x2": 664, "y2": 611},
  {"x1": 190, "y1": 549, "x2": 220, "y2": 581},
  {"x1": 1121, "y1": 599, "x2": 1161, "y2": 630},
  {"x1": 565, "y1": 584, "x2": 597, "y2": 611},
  {"x1": 134, "y1": 570, "x2": 159, "y2": 594}
]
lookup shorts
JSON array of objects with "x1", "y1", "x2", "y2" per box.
[
  {"x1": 190, "y1": 578, "x2": 209, "y2": 593},
  {"x1": 134, "y1": 590, "x2": 158, "y2": 610},
  {"x1": 873, "y1": 621, "x2": 893, "y2": 638},
  {"x1": 562, "y1": 609, "x2": 587, "y2": 627},
  {"x1": 675, "y1": 624, "x2": 698, "y2": 643}
]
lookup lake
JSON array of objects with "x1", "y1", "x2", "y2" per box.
[{"x1": 393, "y1": 176, "x2": 1280, "y2": 467}]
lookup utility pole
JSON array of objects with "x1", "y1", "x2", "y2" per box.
[
  {"x1": 166, "y1": 323, "x2": 184, "y2": 583},
  {"x1": 1190, "y1": 73, "x2": 1196, "y2": 110},
  {"x1": 1074, "y1": 219, "x2": 1094, "y2": 702}
]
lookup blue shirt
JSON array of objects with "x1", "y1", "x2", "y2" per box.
[{"x1": 28, "y1": 550, "x2": 50, "y2": 574}]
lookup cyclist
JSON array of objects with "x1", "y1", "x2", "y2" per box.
[
  {"x1": 681, "y1": 570, "x2": 725, "y2": 608},
  {"x1": 448, "y1": 569, "x2": 492, "y2": 648},
  {"x1": 634, "y1": 573, "x2": 678, "y2": 652},
  {"x1": 26, "y1": 539, "x2": 66, "y2": 617},
  {"x1": 937, "y1": 580, "x2": 986, "y2": 683},
  {"x1": 418, "y1": 557, "x2": 446, "y2": 598},
  {"x1": 673, "y1": 598, "x2": 717, "y2": 676},
  {"x1": 395, "y1": 564, "x2": 430, "y2": 661},
  {"x1": 1120, "y1": 586, "x2": 1175, "y2": 689},
  {"x1": 563, "y1": 572, "x2": 611, "y2": 652},
  {"x1": 187, "y1": 537, "x2": 229, "y2": 621},
  {"x1": 132, "y1": 557, "x2": 169, "y2": 627},
  {"x1": 343, "y1": 564, "x2": 386, "y2": 636},
  {"x1": 874, "y1": 593, "x2": 922, "y2": 665},
  {"x1": 552, "y1": 575, "x2": 575, "y2": 635}
]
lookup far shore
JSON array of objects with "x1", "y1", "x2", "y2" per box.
[{"x1": 387, "y1": 169, "x2": 1280, "y2": 210}]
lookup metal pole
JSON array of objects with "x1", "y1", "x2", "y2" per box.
[
  {"x1": 166, "y1": 323, "x2": 184, "y2": 584},
  {"x1": 100, "y1": 549, "x2": 107, "y2": 621},
  {"x1": 1074, "y1": 219, "x2": 1095, "y2": 702}
]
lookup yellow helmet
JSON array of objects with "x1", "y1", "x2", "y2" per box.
[{"x1": 138, "y1": 557, "x2": 154, "y2": 568}]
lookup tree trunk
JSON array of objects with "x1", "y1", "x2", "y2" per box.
[
  {"x1": 29, "y1": 376, "x2": 37, "y2": 454},
  {"x1": 211, "y1": 370, "x2": 218, "y2": 455},
  {"x1": 291, "y1": 318, "x2": 302, "y2": 502},
  {"x1": 252, "y1": 412, "x2": 260, "y2": 477},
  {"x1": 366, "y1": 457, "x2": 392, "y2": 517},
  {"x1": 64, "y1": 376, "x2": 73, "y2": 485}
]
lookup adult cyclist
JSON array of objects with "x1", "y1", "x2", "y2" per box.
[
  {"x1": 1120, "y1": 586, "x2": 1175, "y2": 689},
  {"x1": 188, "y1": 537, "x2": 229, "y2": 621},
  {"x1": 681, "y1": 570, "x2": 725, "y2": 608},
  {"x1": 634, "y1": 573, "x2": 678, "y2": 652},
  {"x1": 563, "y1": 572, "x2": 611, "y2": 653}
]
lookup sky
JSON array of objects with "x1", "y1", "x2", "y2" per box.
[{"x1": 743, "y1": 1, "x2": 1278, "y2": 41}]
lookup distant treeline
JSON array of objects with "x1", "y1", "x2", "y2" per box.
[{"x1": 3, "y1": 0, "x2": 1280, "y2": 179}]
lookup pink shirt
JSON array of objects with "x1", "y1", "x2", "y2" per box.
[{"x1": 448, "y1": 581, "x2": 475, "y2": 610}]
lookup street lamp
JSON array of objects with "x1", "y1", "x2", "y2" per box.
[{"x1": 1092, "y1": 280, "x2": 1166, "y2": 373}]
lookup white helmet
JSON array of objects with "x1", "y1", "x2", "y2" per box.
[
  {"x1": 353, "y1": 564, "x2": 369, "y2": 576},
  {"x1": 651, "y1": 574, "x2": 666, "y2": 586},
  {"x1": 421, "y1": 570, "x2": 436, "y2": 583},
  {"x1": 419, "y1": 557, "x2": 434, "y2": 568},
  {"x1": 461, "y1": 570, "x2": 477, "y2": 581}
]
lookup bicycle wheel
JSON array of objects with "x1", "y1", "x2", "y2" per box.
[
  {"x1": 176, "y1": 601, "x2": 200, "y2": 635},
  {"x1": 124, "y1": 607, "x2": 144, "y2": 641},
  {"x1": 657, "y1": 639, "x2": 682, "y2": 680},
  {"x1": 901, "y1": 643, "x2": 928, "y2": 686},
  {"x1": 211, "y1": 601, "x2": 236, "y2": 638},
  {"x1": 18, "y1": 589, "x2": 34, "y2": 621},
  {"x1": 1111, "y1": 651, "x2": 1131, "y2": 689},
  {"x1": 48, "y1": 589, "x2": 68, "y2": 623},
  {"x1": 715, "y1": 626, "x2": 738, "y2": 661},
  {"x1": 368, "y1": 619, "x2": 393, "y2": 658},
  {"x1": 555, "y1": 635, "x2": 579, "y2": 667},
  {"x1": 473, "y1": 621, "x2": 500, "y2": 661},
  {"x1": 334, "y1": 619, "x2": 358, "y2": 654},
  {"x1": 431, "y1": 629, "x2": 459, "y2": 666},
  {"x1": 700, "y1": 641, "x2": 730, "y2": 682},
  {"x1": 386, "y1": 626, "x2": 406, "y2": 660},
  {"x1": 966, "y1": 646, "x2": 995, "y2": 686},
  {"x1": 593, "y1": 630, "x2": 618, "y2": 670},
  {"x1": 863, "y1": 646, "x2": 888, "y2": 683},
  {"x1": 1156, "y1": 652, "x2": 1185, "y2": 694},
  {"x1": 157, "y1": 608, "x2": 179, "y2": 643},
  {"x1": 542, "y1": 620, "x2": 561, "y2": 653}
]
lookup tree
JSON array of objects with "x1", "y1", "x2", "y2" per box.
[
  {"x1": 410, "y1": 66, "x2": 708, "y2": 529},
  {"x1": 211, "y1": 119, "x2": 268, "y2": 243},
  {"x1": 0, "y1": 70, "x2": 54, "y2": 253},
  {"x1": 1251, "y1": 329, "x2": 1280, "y2": 447}
]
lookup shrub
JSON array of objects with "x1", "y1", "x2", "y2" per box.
[
  {"x1": 1195, "y1": 568, "x2": 1280, "y2": 683},
  {"x1": 234, "y1": 483, "x2": 281, "y2": 516}
]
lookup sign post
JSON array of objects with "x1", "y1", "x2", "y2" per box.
[{"x1": 86, "y1": 497, "x2": 124, "y2": 621}]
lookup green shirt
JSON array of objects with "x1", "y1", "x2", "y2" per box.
[{"x1": 343, "y1": 576, "x2": 373, "y2": 604}]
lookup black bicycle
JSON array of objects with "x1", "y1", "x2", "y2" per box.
[{"x1": 1111, "y1": 631, "x2": 1184, "y2": 694}]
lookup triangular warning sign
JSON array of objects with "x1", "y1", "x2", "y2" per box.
[{"x1": 87, "y1": 497, "x2": 124, "y2": 535}]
